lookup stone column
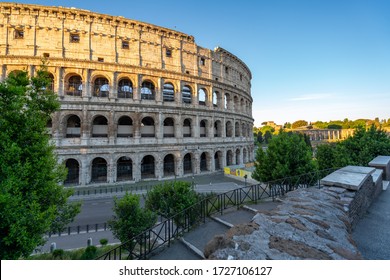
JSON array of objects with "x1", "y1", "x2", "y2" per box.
[
  {"x1": 81, "y1": 109, "x2": 90, "y2": 146},
  {"x1": 156, "y1": 112, "x2": 163, "y2": 140},
  {"x1": 134, "y1": 74, "x2": 142, "y2": 102},
  {"x1": 108, "y1": 110, "x2": 115, "y2": 145},
  {"x1": 133, "y1": 154, "x2": 141, "y2": 182},
  {"x1": 1, "y1": 64, "x2": 7, "y2": 81},
  {"x1": 108, "y1": 156, "x2": 115, "y2": 183},
  {"x1": 156, "y1": 155, "x2": 163, "y2": 180},
  {"x1": 81, "y1": 155, "x2": 90, "y2": 185},
  {"x1": 157, "y1": 77, "x2": 163, "y2": 104}
]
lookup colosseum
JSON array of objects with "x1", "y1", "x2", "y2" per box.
[{"x1": 0, "y1": 3, "x2": 254, "y2": 186}]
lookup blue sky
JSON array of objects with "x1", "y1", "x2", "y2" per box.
[{"x1": 7, "y1": 0, "x2": 390, "y2": 126}]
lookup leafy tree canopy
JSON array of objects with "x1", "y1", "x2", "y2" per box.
[
  {"x1": 0, "y1": 68, "x2": 80, "y2": 259},
  {"x1": 291, "y1": 120, "x2": 309, "y2": 129},
  {"x1": 252, "y1": 131, "x2": 317, "y2": 182}
]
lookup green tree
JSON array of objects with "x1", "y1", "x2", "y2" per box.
[
  {"x1": 108, "y1": 193, "x2": 157, "y2": 244},
  {"x1": 145, "y1": 181, "x2": 200, "y2": 227},
  {"x1": 291, "y1": 120, "x2": 308, "y2": 129},
  {"x1": 316, "y1": 126, "x2": 390, "y2": 169},
  {"x1": 0, "y1": 69, "x2": 80, "y2": 259},
  {"x1": 252, "y1": 131, "x2": 317, "y2": 182}
]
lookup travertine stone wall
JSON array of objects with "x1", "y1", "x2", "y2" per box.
[{"x1": 0, "y1": 3, "x2": 254, "y2": 186}]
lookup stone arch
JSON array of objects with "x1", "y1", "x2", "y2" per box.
[
  {"x1": 117, "y1": 156, "x2": 133, "y2": 181},
  {"x1": 117, "y1": 116, "x2": 133, "y2": 137},
  {"x1": 243, "y1": 147, "x2": 248, "y2": 163},
  {"x1": 182, "y1": 84, "x2": 192, "y2": 104},
  {"x1": 141, "y1": 116, "x2": 155, "y2": 137},
  {"x1": 226, "y1": 150, "x2": 234, "y2": 166},
  {"x1": 183, "y1": 153, "x2": 193, "y2": 174},
  {"x1": 235, "y1": 121, "x2": 240, "y2": 137},
  {"x1": 183, "y1": 118, "x2": 192, "y2": 137},
  {"x1": 200, "y1": 119, "x2": 208, "y2": 137},
  {"x1": 224, "y1": 92, "x2": 231, "y2": 110},
  {"x1": 65, "y1": 73, "x2": 82, "y2": 96},
  {"x1": 214, "y1": 120, "x2": 222, "y2": 137},
  {"x1": 163, "y1": 154, "x2": 175, "y2": 177},
  {"x1": 162, "y1": 82, "x2": 175, "y2": 102},
  {"x1": 226, "y1": 121, "x2": 233, "y2": 137},
  {"x1": 234, "y1": 95, "x2": 240, "y2": 112},
  {"x1": 163, "y1": 117, "x2": 175, "y2": 137},
  {"x1": 141, "y1": 80, "x2": 156, "y2": 100},
  {"x1": 198, "y1": 88, "x2": 207, "y2": 106},
  {"x1": 92, "y1": 115, "x2": 108, "y2": 137},
  {"x1": 92, "y1": 75, "x2": 110, "y2": 97},
  {"x1": 236, "y1": 148, "x2": 241, "y2": 165},
  {"x1": 200, "y1": 152, "x2": 210, "y2": 172},
  {"x1": 65, "y1": 114, "x2": 81, "y2": 138},
  {"x1": 141, "y1": 155, "x2": 155, "y2": 179},
  {"x1": 91, "y1": 157, "x2": 108, "y2": 183},
  {"x1": 214, "y1": 151, "x2": 223, "y2": 170},
  {"x1": 64, "y1": 158, "x2": 80, "y2": 185},
  {"x1": 117, "y1": 77, "x2": 133, "y2": 98},
  {"x1": 213, "y1": 90, "x2": 219, "y2": 108}
]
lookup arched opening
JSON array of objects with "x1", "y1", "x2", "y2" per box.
[
  {"x1": 117, "y1": 116, "x2": 133, "y2": 137},
  {"x1": 243, "y1": 148, "x2": 248, "y2": 164},
  {"x1": 163, "y1": 118, "x2": 175, "y2": 138},
  {"x1": 200, "y1": 120, "x2": 207, "y2": 137},
  {"x1": 117, "y1": 156, "x2": 133, "y2": 181},
  {"x1": 92, "y1": 116, "x2": 108, "y2": 137},
  {"x1": 46, "y1": 73, "x2": 55, "y2": 92},
  {"x1": 200, "y1": 152, "x2": 208, "y2": 172},
  {"x1": 141, "y1": 155, "x2": 155, "y2": 179},
  {"x1": 235, "y1": 122, "x2": 240, "y2": 137},
  {"x1": 163, "y1": 83, "x2": 175, "y2": 102},
  {"x1": 118, "y1": 78, "x2": 133, "y2": 98},
  {"x1": 213, "y1": 91, "x2": 219, "y2": 108},
  {"x1": 91, "y1": 157, "x2": 107, "y2": 183},
  {"x1": 240, "y1": 98, "x2": 245, "y2": 112},
  {"x1": 214, "y1": 151, "x2": 222, "y2": 170},
  {"x1": 66, "y1": 115, "x2": 81, "y2": 138},
  {"x1": 234, "y1": 96, "x2": 239, "y2": 112},
  {"x1": 183, "y1": 119, "x2": 191, "y2": 137},
  {"x1": 141, "y1": 117, "x2": 155, "y2": 137},
  {"x1": 242, "y1": 123, "x2": 246, "y2": 137},
  {"x1": 198, "y1": 88, "x2": 207, "y2": 106},
  {"x1": 214, "y1": 121, "x2": 222, "y2": 137},
  {"x1": 163, "y1": 154, "x2": 175, "y2": 177},
  {"x1": 141, "y1": 80, "x2": 155, "y2": 100},
  {"x1": 226, "y1": 150, "x2": 233, "y2": 166},
  {"x1": 66, "y1": 75, "x2": 82, "y2": 96},
  {"x1": 183, "y1": 153, "x2": 193, "y2": 174},
  {"x1": 224, "y1": 93, "x2": 230, "y2": 110},
  {"x1": 93, "y1": 77, "x2": 109, "y2": 97},
  {"x1": 182, "y1": 85, "x2": 192, "y2": 104},
  {"x1": 236, "y1": 149, "x2": 241, "y2": 165},
  {"x1": 226, "y1": 121, "x2": 233, "y2": 137},
  {"x1": 64, "y1": 159, "x2": 79, "y2": 185}
]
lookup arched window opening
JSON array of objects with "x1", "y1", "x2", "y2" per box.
[
  {"x1": 163, "y1": 154, "x2": 175, "y2": 177},
  {"x1": 141, "y1": 81, "x2": 155, "y2": 100},
  {"x1": 243, "y1": 148, "x2": 248, "y2": 164},
  {"x1": 224, "y1": 93, "x2": 230, "y2": 110},
  {"x1": 163, "y1": 118, "x2": 175, "y2": 138},
  {"x1": 226, "y1": 150, "x2": 233, "y2": 166},
  {"x1": 200, "y1": 152, "x2": 208, "y2": 172},
  {"x1": 214, "y1": 121, "x2": 222, "y2": 137},
  {"x1": 66, "y1": 75, "x2": 82, "y2": 96},
  {"x1": 226, "y1": 121, "x2": 233, "y2": 137},
  {"x1": 236, "y1": 149, "x2": 241, "y2": 165},
  {"x1": 92, "y1": 116, "x2": 108, "y2": 137},
  {"x1": 118, "y1": 78, "x2": 133, "y2": 99},
  {"x1": 183, "y1": 119, "x2": 191, "y2": 137},
  {"x1": 163, "y1": 83, "x2": 175, "y2": 102},
  {"x1": 141, "y1": 155, "x2": 155, "y2": 179},
  {"x1": 214, "y1": 151, "x2": 222, "y2": 170},
  {"x1": 117, "y1": 156, "x2": 133, "y2": 181},
  {"x1": 235, "y1": 122, "x2": 240, "y2": 137},
  {"x1": 182, "y1": 85, "x2": 192, "y2": 104},
  {"x1": 117, "y1": 116, "x2": 133, "y2": 137},
  {"x1": 66, "y1": 115, "x2": 81, "y2": 138},
  {"x1": 234, "y1": 96, "x2": 239, "y2": 112},
  {"x1": 91, "y1": 157, "x2": 107, "y2": 183},
  {"x1": 213, "y1": 91, "x2": 218, "y2": 108},
  {"x1": 141, "y1": 117, "x2": 155, "y2": 137},
  {"x1": 242, "y1": 123, "x2": 246, "y2": 137},
  {"x1": 183, "y1": 154, "x2": 192, "y2": 174},
  {"x1": 198, "y1": 88, "x2": 207, "y2": 106},
  {"x1": 93, "y1": 77, "x2": 109, "y2": 97},
  {"x1": 200, "y1": 120, "x2": 207, "y2": 137},
  {"x1": 64, "y1": 159, "x2": 79, "y2": 185}
]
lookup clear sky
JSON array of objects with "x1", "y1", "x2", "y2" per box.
[{"x1": 6, "y1": 0, "x2": 390, "y2": 126}]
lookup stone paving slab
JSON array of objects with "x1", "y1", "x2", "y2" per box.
[
  {"x1": 339, "y1": 165, "x2": 376, "y2": 175},
  {"x1": 369, "y1": 156, "x2": 390, "y2": 167},
  {"x1": 321, "y1": 170, "x2": 371, "y2": 191}
]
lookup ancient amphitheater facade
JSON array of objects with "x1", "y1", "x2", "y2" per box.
[{"x1": 0, "y1": 3, "x2": 254, "y2": 186}]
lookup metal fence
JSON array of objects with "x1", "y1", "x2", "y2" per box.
[
  {"x1": 48, "y1": 223, "x2": 109, "y2": 237},
  {"x1": 71, "y1": 184, "x2": 155, "y2": 197},
  {"x1": 96, "y1": 168, "x2": 335, "y2": 260}
]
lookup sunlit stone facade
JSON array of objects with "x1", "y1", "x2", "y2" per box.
[{"x1": 0, "y1": 3, "x2": 254, "y2": 185}]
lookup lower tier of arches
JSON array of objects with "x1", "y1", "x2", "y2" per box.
[{"x1": 59, "y1": 145, "x2": 254, "y2": 186}]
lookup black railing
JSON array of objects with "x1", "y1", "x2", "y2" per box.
[
  {"x1": 96, "y1": 168, "x2": 335, "y2": 260},
  {"x1": 48, "y1": 223, "x2": 108, "y2": 237}
]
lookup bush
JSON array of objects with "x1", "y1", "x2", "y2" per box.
[
  {"x1": 52, "y1": 249, "x2": 64, "y2": 259},
  {"x1": 80, "y1": 245, "x2": 97, "y2": 260},
  {"x1": 99, "y1": 238, "x2": 108, "y2": 246}
]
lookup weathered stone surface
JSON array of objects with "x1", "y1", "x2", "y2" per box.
[
  {"x1": 206, "y1": 188, "x2": 362, "y2": 260},
  {"x1": 321, "y1": 170, "x2": 369, "y2": 190}
]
